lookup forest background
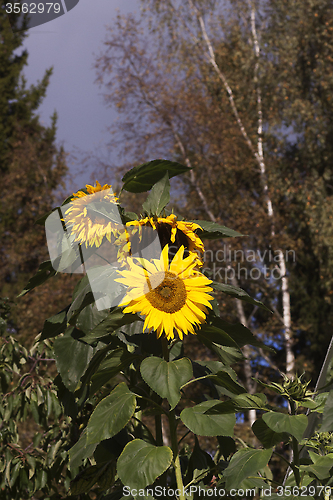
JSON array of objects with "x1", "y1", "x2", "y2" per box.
[{"x1": 1, "y1": 0, "x2": 333, "y2": 496}]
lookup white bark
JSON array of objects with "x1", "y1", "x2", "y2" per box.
[{"x1": 190, "y1": 0, "x2": 295, "y2": 376}]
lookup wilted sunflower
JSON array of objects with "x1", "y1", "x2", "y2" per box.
[
  {"x1": 116, "y1": 245, "x2": 214, "y2": 340},
  {"x1": 64, "y1": 181, "x2": 120, "y2": 247},
  {"x1": 116, "y1": 214, "x2": 204, "y2": 262}
]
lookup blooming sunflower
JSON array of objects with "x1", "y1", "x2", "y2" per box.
[
  {"x1": 116, "y1": 214, "x2": 204, "y2": 262},
  {"x1": 116, "y1": 245, "x2": 214, "y2": 340},
  {"x1": 63, "y1": 181, "x2": 120, "y2": 247}
]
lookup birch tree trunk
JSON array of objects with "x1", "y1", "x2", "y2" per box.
[{"x1": 189, "y1": 0, "x2": 295, "y2": 376}]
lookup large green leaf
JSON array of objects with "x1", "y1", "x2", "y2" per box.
[
  {"x1": 40, "y1": 307, "x2": 69, "y2": 341},
  {"x1": 70, "y1": 462, "x2": 116, "y2": 495},
  {"x1": 180, "y1": 400, "x2": 235, "y2": 436},
  {"x1": 262, "y1": 412, "x2": 308, "y2": 442},
  {"x1": 53, "y1": 329, "x2": 94, "y2": 392},
  {"x1": 198, "y1": 325, "x2": 242, "y2": 349},
  {"x1": 300, "y1": 453, "x2": 333, "y2": 480},
  {"x1": 140, "y1": 357, "x2": 192, "y2": 409},
  {"x1": 18, "y1": 260, "x2": 56, "y2": 297},
  {"x1": 67, "y1": 275, "x2": 95, "y2": 323},
  {"x1": 210, "y1": 317, "x2": 270, "y2": 350},
  {"x1": 69, "y1": 430, "x2": 97, "y2": 469},
  {"x1": 211, "y1": 282, "x2": 271, "y2": 312},
  {"x1": 142, "y1": 172, "x2": 170, "y2": 216},
  {"x1": 121, "y1": 159, "x2": 191, "y2": 193},
  {"x1": 205, "y1": 394, "x2": 267, "y2": 415},
  {"x1": 188, "y1": 220, "x2": 243, "y2": 239},
  {"x1": 223, "y1": 448, "x2": 273, "y2": 490},
  {"x1": 91, "y1": 349, "x2": 139, "y2": 394},
  {"x1": 76, "y1": 303, "x2": 109, "y2": 334},
  {"x1": 205, "y1": 371, "x2": 246, "y2": 396},
  {"x1": 185, "y1": 436, "x2": 214, "y2": 485},
  {"x1": 80, "y1": 310, "x2": 142, "y2": 345},
  {"x1": 68, "y1": 267, "x2": 124, "y2": 325},
  {"x1": 252, "y1": 419, "x2": 289, "y2": 448},
  {"x1": 196, "y1": 329, "x2": 244, "y2": 366},
  {"x1": 117, "y1": 439, "x2": 173, "y2": 489},
  {"x1": 86, "y1": 383, "x2": 136, "y2": 445},
  {"x1": 320, "y1": 390, "x2": 333, "y2": 431}
]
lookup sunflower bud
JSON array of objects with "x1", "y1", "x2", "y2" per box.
[{"x1": 281, "y1": 373, "x2": 312, "y2": 401}]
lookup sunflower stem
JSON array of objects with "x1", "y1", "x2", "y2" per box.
[
  {"x1": 161, "y1": 336, "x2": 169, "y2": 362},
  {"x1": 169, "y1": 409, "x2": 185, "y2": 500},
  {"x1": 155, "y1": 414, "x2": 163, "y2": 446}
]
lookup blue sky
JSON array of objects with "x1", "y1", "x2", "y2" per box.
[{"x1": 21, "y1": 0, "x2": 139, "y2": 190}]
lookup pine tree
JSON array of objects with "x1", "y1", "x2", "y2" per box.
[{"x1": 0, "y1": 3, "x2": 76, "y2": 341}]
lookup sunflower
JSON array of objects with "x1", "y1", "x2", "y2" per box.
[
  {"x1": 63, "y1": 181, "x2": 120, "y2": 247},
  {"x1": 116, "y1": 245, "x2": 214, "y2": 340},
  {"x1": 116, "y1": 214, "x2": 204, "y2": 262}
]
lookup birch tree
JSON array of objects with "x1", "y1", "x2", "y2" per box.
[{"x1": 94, "y1": 0, "x2": 333, "y2": 405}]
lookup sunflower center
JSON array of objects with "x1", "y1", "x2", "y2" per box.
[{"x1": 147, "y1": 271, "x2": 186, "y2": 313}]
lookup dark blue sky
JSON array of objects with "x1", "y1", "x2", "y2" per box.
[{"x1": 22, "y1": 0, "x2": 139, "y2": 190}]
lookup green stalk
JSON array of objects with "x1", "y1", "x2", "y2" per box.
[
  {"x1": 169, "y1": 409, "x2": 185, "y2": 500},
  {"x1": 161, "y1": 336, "x2": 170, "y2": 362},
  {"x1": 161, "y1": 337, "x2": 185, "y2": 499},
  {"x1": 155, "y1": 414, "x2": 163, "y2": 446},
  {"x1": 290, "y1": 400, "x2": 301, "y2": 486}
]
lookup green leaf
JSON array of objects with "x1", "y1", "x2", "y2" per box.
[
  {"x1": 70, "y1": 462, "x2": 112, "y2": 495},
  {"x1": 252, "y1": 418, "x2": 289, "y2": 448},
  {"x1": 206, "y1": 371, "x2": 246, "y2": 396},
  {"x1": 196, "y1": 329, "x2": 244, "y2": 365},
  {"x1": 206, "y1": 394, "x2": 267, "y2": 414},
  {"x1": 40, "y1": 307, "x2": 69, "y2": 341},
  {"x1": 262, "y1": 412, "x2": 308, "y2": 442},
  {"x1": 80, "y1": 309, "x2": 142, "y2": 345},
  {"x1": 91, "y1": 348, "x2": 138, "y2": 394},
  {"x1": 198, "y1": 324, "x2": 242, "y2": 349},
  {"x1": 142, "y1": 172, "x2": 170, "y2": 216},
  {"x1": 210, "y1": 317, "x2": 271, "y2": 350},
  {"x1": 223, "y1": 448, "x2": 273, "y2": 490},
  {"x1": 185, "y1": 436, "x2": 214, "y2": 485},
  {"x1": 18, "y1": 260, "x2": 56, "y2": 297},
  {"x1": 300, "y1": 453, "x2": 333, "y2": 480},
  {"x1": 69, "y1": 430, "x2": 98, "y2": 469},
  {"x1": 180, "y1": 400, "x2": 235, "y2": 436},
  {"x1": 140, "y1": 357, "x2": 192, "y2": 409},
  {"x1": 320, "y1": 390, "x2": 333, "y2": 431},
  {"x1": 117, "y1": 439, "x2": 173, "y2": 489},
  {"x1": 87, "y1": 383, "x2": 136, "y2": 445},
  {"x1": 121, "y1": 159, "x2": 191, "y2": 193},
  {"x1": 217, "y1": 436, "x2": 236, "y2": 460},
  {"x1": 53, "y1": 330, "x2": 94, "y2": 392},
  {"x1": 67, "y1": 276, "x2": 95, "y2": 323},
  {"x1": 76, "y1": 303, "x2": 109, "y2": 334},
  {"x1": 211, "y1": 281, "x2": 271, "y2": 312},
  {"x1": 188, "y1": 220, "x2": 244, "y2": 238}
]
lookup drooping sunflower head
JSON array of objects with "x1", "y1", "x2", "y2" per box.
[
  {"x1": 116, "y1": 214, "x2": 204, "y2": 263},
  {"x1": 63, "y1": 181, "x2": 121, "y2": 248},
  {"x1": 116, "y1": 245, "x2": 214, "y2": 340}
]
